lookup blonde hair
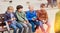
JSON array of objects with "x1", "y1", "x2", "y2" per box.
[{"x1": 7, "y1": 6, "x2": 14, "y2": 10}]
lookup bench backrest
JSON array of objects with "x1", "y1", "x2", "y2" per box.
[{"x1": 0, "y1": 14, "x2": 5, "y2": 27}]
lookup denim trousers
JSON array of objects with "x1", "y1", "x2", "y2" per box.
[
  {"x1": 20, "y1": 22, "x2": 32, "y2": 33},
  {"x1": 10, "y1": 22, "x2": 24, "y2": 33},
  {"x1": 29, "y1": 20, "x2": 40, "y2": 32}
]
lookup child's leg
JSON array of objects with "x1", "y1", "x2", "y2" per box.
[
  {"x1": 27, "y1": 23, "x2": 32, "y2": 33},
  {"x1": 29, "y1": 21, "x2": 36, "y2": 32},
  {"x1": 16, "y1": 23, "x2": 24, "y2": 33},
  {"x1": 20, "y1": 23, "x2": 29, "y2": 33},
  {"x1": 10, "y1": 24, "x2": 17, "y2": 33},
  {"x1": 46, "y1": 22, "x2": 50, "y2": 33},
  {"x1": 34, "y1": 21, "x2": 40, "y2": 26},
  {"x1": 39, "y1": 21, "x2": 45, "y2": 32}
]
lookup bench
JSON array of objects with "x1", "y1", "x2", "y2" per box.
[
  {"x1": 0, "y1": 14, "x2": 12, "y2": 33},
  {"x1": 0, "y1": 11, "x2": 27, "y2": 33},
  {"x1": 0, "y1": 11, "x2": 37, "y2": 33}
]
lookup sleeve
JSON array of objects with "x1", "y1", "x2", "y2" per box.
[
  {"x1": 24, "y1": 14, "x2": 28, "y2": 21},
  {"x1": 22, "y1": 12, "x2": 28, "y2": 21},
  {"x1": 16, "y1": 12, "x2": 24, "y2": 22},
  {"x1": 4, "y1": 14, "x2": 8, "y2": 22},
  {"x1": 45, "y1": 11, "x2": 48, "y2": 21},
  {"x1": 4, "y1": 14, "x2": 12, "y2": 22}
]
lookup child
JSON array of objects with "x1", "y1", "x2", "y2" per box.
[
  {"x1": 26, "y1": 5, "x2": 40, "y2": 33},
  {"x1": 36, "y1": 4, "x2": 50, "y2": 33},
  {"x1": 4, "y1": 6, "x2": 23, "y2": 33},
  {"x1": 15, "y1": 5, "x2": 32, "y2": 33}
]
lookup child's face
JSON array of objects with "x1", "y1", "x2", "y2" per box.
[
  {"x1": 29, "y1": 7, "x2": 33, "y2": 11},
  {"x1": 8, "y1": 7, "x2": 14, "y2": 13},
  {"x1": 29, "y1": 6, "x2": 34, "y2": 11},
  {"x1": 41, "y1": 6, "x2": 45, "y2": 10},
  {"x1": 18, "y1": 8, "x2": 23, "y2": 12}
]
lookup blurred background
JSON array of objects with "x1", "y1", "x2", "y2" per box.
[{"x1": 0, "y1": 0, "x2": 59, "y2": 33}]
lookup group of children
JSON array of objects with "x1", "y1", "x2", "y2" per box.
[{"x1": 4, "y1": 4, "x2": 50, "y2": 33}]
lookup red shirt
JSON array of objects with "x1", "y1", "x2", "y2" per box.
[{"x1": 37, "y1": 9, "x2": 48, "y2": 22}]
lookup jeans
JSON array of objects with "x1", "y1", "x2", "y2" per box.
[
  {"x1": 39, "y1": 21, "x2": 45, "y2": 32},
  {"x1": 39, "y1": 21, "x2": 50, "y2": 33},
  {"x1": 29, "y1": 20, "x2": 40, "y2": 32},
  {"x1": 20, "y1": 22, "x2": 32, "y2": 33},
  {"x1": 10, "y1": 22, "x2": 24, "y2": 33}
]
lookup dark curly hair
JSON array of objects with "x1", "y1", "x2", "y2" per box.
[{"x1": 16, "y1": 5, "x2": 23, "y2": 10}]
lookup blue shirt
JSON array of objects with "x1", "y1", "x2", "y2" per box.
[
  {"x1": 11, "y1": 13, "x2": 15, "y2": 18},
  {"x1": 10, "y1": 13, "x2": 17, "y2": 24},
  {"x1": 26, "y1": 10, "x2": 37, "y2": 21}
]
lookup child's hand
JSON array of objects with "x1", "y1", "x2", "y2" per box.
[
  {"x1": 24, "y1": 20, "x2": 29, "y2": 24},
  {"x1": 24, "y1": 21, "x2": 27, "y2": 24},
  {"x1": 32, "y1": 17, "x2": 37, "y2": 21},
  {"x1": 32, "y1": 18, "x2": 36, "y2": 21},
  {"x1": 13, "y1": 18, "x2": 16, "y2": 20},
  {"x1": 26, "y1": 20, "x2": 29, "y2": 24},
  {"x1": 42, "y1": 20, "x2": 47, "y2": 23},
  {"x1": 11, "y1": 18, "x2": 14, "y2": 21},
  {"x1": 11, "y1": 18, "x2": 16, "y2": 21}
]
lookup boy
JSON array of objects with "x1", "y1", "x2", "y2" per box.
[
  {"x1": 26, "y1": 5, "x2": 40, "y2": 33},
  {"x1": 15, "y1": 5, "x2": 32, "y2": 33},
  {"x1": 4, "y1": 6, "x2": 23, "y2": 33}
]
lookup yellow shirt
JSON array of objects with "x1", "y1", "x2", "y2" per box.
[{"x1": 54, "y1": 10, "x2": 60, "y2": 32}]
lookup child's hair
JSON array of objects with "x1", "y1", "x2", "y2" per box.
[
  {"x1": 16, "y1": 5, "x2": 23, "y2": 10},
  {"x1": 40, "y1": 3, "x2": 45, "y2": 8},
  {"x1": 7, "y1": 6, "x2": 13, "y2": 10}
]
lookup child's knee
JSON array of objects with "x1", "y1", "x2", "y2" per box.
[{"x1": 14, "y1": 27, "x2": 17, "y2": 30}]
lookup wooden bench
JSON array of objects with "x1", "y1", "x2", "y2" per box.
[
  {"x1": 0, "y1": 12, "x2": 27, "y2": 33},
  {"x1": 0, "y1": 11, "x2": 37, "y2": 33},
  {"x1": 0, "y1": 14, "x2": 12, "y2": 33}
]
